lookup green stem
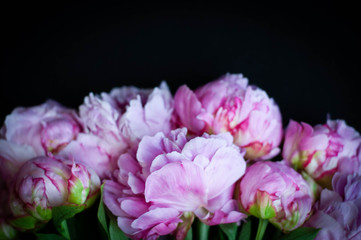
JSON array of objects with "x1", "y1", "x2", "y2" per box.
[
  {"x1": 198, "y1": 220, "x2": 210, "y2": 240},
  {"x1": 255, "y1": 219, "x2": 268, "y2": 240}
]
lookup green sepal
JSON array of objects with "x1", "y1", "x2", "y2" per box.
[
  {"x1": 31, "y1": 205, "x2": 52, "y2": 221},
  {"x1": 8, "y1": 215, "x2": 39, "y2": 230},
  {"x1": 249, "y1": 191, "x2": 276, "y2": 219},
  {"x1": 68, "y1": 180, "x2": 90, "y2": 205}
]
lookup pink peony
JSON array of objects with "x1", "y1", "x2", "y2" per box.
[
  {"x1": 174, "y1": 73, "x2": 282, "y2": 160},
  {"x1": 79, "y1": 81, "x2": 173, "y2": 148},
  {"x1": 305, "y1": 173, "x2": 361, "y2": 240},
  {"x1": 0, "y1": 100, "x2": 82, "y2": 183},
  {"x1": 238, "y1": 161, "x2": 313, "y2": 232},
  {"x1": 103, "y1": 128, "x2": 247, "y2": 239},
  {"x1": 283, "y1": 119, "x2": 361, "y2": 188},
  {"x1": 59, "y1": 82, "x2": 174, "y2": 179},
  {"x1": 0, "y1": 100, "x2": 81, "y2": 155},
  {"x1": 7, "y1": 156, "x2": 100, "y2": 230}
]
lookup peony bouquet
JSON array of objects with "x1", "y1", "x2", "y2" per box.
[{"x1": 1, "y1": 73, "x2": 360, "y2": 240}]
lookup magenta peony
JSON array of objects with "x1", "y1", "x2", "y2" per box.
[
  {"x1": 103, "y1": 128, "x2": 247, "y2": 239},
  {"x1": 238, "y1": 161, "x2": 313, "y2": 231},
  {"x1": 283, "y1": 119, "x2": 361, "y2": 188},
  {"x1": 174, "y1": 73, "x2": 282, "y2": 160}
]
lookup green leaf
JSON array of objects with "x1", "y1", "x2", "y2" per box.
[
  {"x1": 52, "y1": 205, "x2": 85, "y2": 224},
  {"x1": 238, "y1": 219, "x2": 252, "y2": 240},
  {"x1": 54, "y1": 220, "x2": 70, "y2": 240},
  {"x1": 97, "y1": 184, "x2": 109, "y2": 237},
  {"x1": 278, "y1": 227, "x2": 320, "y2": 240},
  {"x1": 220, "y1": 223, "x2": 238, "y2": 240},
  {"x1": 218, "y1": 228, "x2": 226, "y2": 240},
  {"x1": 109, "y1": 218, "x2": 128, "y2": 240},
  {"x1": 52, "y1": 205, "x2": 85, "y2": 240},
  {"x1": 36, "y1": 233, "x2": 67, "y2": 240},
  {"x1": 185, "y1": 226, "x2": 192, "y2": 240}
]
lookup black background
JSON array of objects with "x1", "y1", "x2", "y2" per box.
[{"x1": 1, "y1": 3, "x2": 360, "y2": 132}]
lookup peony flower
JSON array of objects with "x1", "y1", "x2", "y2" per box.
[
  {"x1": 7, "y1": 156, "x2": 100, "y2": 230},
  {"x1": 57, "y1": 133, "x2": 118, "y2": 179},
  {"x1": 103, "y1": 128, "x2": 247, "y2": 239},
  {"x1": 0, "y1": 100, "x2": 82, "y2": 183},
  {"x1": 305, "y1": 173, "x2": 361, "y2": 240},
  {"x1": 59, "y1": 82, "x2": 174, "y2": 179},
  {"x1": 174, "y1": 73, "x2": 282, "y2": 160},
  {"x1": 283, "y1": 119, "x2": 361, "y2": 188},
  {"x1": 79, "y1": 81, "x2": 173, "y2": 148},
  {"x1": 238, "y1": 161, "x2": 313, "y2": 232},
  {"x1": 0, "y1": 100, "x2": 81, "y2": 156}
]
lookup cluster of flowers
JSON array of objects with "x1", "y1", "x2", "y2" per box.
[{"x1": 1, "y1": 74, "x2": 361, "y2": 240}]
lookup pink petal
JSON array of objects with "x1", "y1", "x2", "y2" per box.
[
  {"x1": 204, "y1": 146, "x2": 246, "y2": 199},
  {"x1": 145, "y1": 161, "x2": 207, "y2": 211},
  {"x1": 182, "y1": 137, "x2": 229, "y2": 164},
  {"x1": 103, "y1": 180, "x2": 125, "y2": 216},
  {"x1": 131, "y1": 207, "x2": 181, "y2": 231},
  {"x1": 128, "y1": 173, "x2": 145, "y2": 194},
  {"x1": 174, "y1": 85, "x2": 205, "y2": 134},
  {"x1": 121, "y1": 198, "x2": 149, "y2": 218}
]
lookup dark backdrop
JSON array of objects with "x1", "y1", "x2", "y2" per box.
[{"x1": 1, "y1": 3, "x2": 360, "y2": 131}]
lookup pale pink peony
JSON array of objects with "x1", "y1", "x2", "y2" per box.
[
  {"x1": 283, "y1": 119, "x2": 361, "y2": 188},
  {"x1": 305, "y1": 173, "x2": 361, "y2": 240},
  {"x1": 0, "y1": 100, "x2": 81, "y2": 155},
  {"x1": 7, "y1": 156, "x2": 100, "y2": 230},
  {"x1": 79, "y1": 81, "x2": 173, "y2": 148},
  {"x1": 238, "y1": 161, "x2": 313, "y2": 232},
  {"x1": 60, "y1": 82, "x2": 174, "y2": 179},
  {"x1": 0, "y1": 100, "x2": 82, "y2": 183},
  {"x1": 103, "y1": 128, "x2": 247, "y2": 239},
  {"x1": 174, "y1": 73, "x2": 282, "y2": 160},
  {"x1": 57, "y1": 133, "x2": 118, "y2": 179}
]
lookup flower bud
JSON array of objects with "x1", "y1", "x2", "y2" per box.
[
  {"x1": 67, "y1": 162, "x2": 100, "y2": 206},
  {"x1": 283, "y1": 119, "x2": 361, "y2": 188},
  {"x1": 8, "y1": 156, "x2": 100, "y2": 230},
  {"x1": 0, "y1": 101, "x2": 82, "y2": 184},
  {"x1": 174, "y1": 73, "x2": 282, "y2": 160},
  {"x1": 1, "y1": 100, "x2": 81, "y2": 155},
  {"x1": 238, "y1": 161, "x2": 313, "y2": 231}
]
